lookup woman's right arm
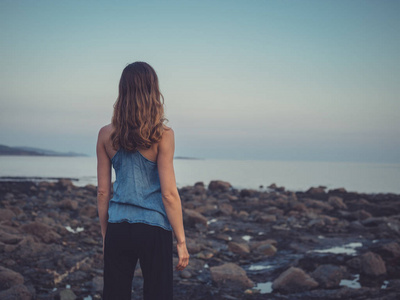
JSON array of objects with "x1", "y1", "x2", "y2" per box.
[{"x1": 157, "y1": 127, "x2": 189, "y2": 271}]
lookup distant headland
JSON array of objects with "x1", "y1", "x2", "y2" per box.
[{"x1": 0, "y1": 144, "x2": 88, "y2": 157}]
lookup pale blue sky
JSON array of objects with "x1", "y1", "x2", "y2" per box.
[{"x1": 0, "y1": 0, "x2": 399, "y2": 162}]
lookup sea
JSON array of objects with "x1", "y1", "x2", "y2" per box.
[{"x1": 0, "y1": 155, "x2": 399, "y2": 194}]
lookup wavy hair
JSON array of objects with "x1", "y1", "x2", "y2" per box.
[{"x1": 111, "y1": 62, "x2": 168, "y2": 151}]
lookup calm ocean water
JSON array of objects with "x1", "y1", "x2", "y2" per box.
[{"x1": 0, "y1": 156, "x2": 399, "y2": 194}]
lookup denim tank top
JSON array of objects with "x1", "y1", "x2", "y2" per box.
[{"x1": 107, "y1": 148, "x2": 172, "y2": 231}]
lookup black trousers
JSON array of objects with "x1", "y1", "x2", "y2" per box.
[{"x1": 103, "y1": 222, "x2": 173, "y2": 300}]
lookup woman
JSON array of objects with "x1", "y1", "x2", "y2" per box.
[{"x1": 96, "y1": 62, "x2": 189, "y2": 300}]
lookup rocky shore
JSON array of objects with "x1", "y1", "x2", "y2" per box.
[{"x1": 1, "y1": 179, "x2": 400, "y2": 299}]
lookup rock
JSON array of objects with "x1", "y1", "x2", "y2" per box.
[
  {"x1": 208, "y1": 180, "x2": 232, "y2": 192},
  {"x1": 21, "y1": 222, "x2": 61, "y2": 243},
  {"x1": 379, "y1": 242, "x2": 400, "y2": 260},
  {"x1": 84, "y1": 184, "x2": 97, "y2": 195},
  {"x1": 210, "y1": 263, "x2": 254, "y2": 289},
  {"x1": 346, "y1": 257, "x2": 362, "y2": 271},
  {"x1": 59, "y1": 289, "x2": 77, "y2": 300},
  {"x1": 256, "y1": 214, "x2": 276, "y2": 223},
  {"x1": 240, "y1": 189, "x2": 255, "y2": 197},
  {"x1": 91, "y1": 276, "x2": 103, "y2": 292},
  {"x1": 218, "y1": 203, "x2": 233, "y2": 215},
  {"x1": 306, "y1": 187, "x2": 326, "y2": 195},
  {"x1": 80, "y1": 205, "x2": 98, "y2": 218},
  {"x1": 0, "y1": 266, "x2": 24, "y2": 290},
  {"x1": 272, "y1": 266, "x2": 319, "y2": 293},
  {"x1": 329, "y1": 187, "x2": 347, "y2": 193},
  {"x1": 186, "y1": 238, "x2": 201, "y2": 254},
  {"x1": 228, "y1": 242, "x2": 250, "y2": 255},
  {"x1": 180, "y1": 270, "x2": 192, "y2": 278},
  {"x1": 250, "y1": 239, "x2": 278, "y2": 249},
  {"x1": 0, "y1": 284, "x2": 32, "y2": 300},
  {"x1": 361, "y1": 251, "x2": 386, "y2": 276},
  {"x1": 304, "y1": 199, "x2": 333, "y2": 211},
  {"x1": 256, "y1": 243, "x2": 277, "y2": 256},
  {"x1": 352, "y1": 209, "x2": 372, "y2": 220},
  {"x1": 328, "y1": 196, "x2": 347, "y2": 210},
  {"x1": 310, "y1": 264, "x2": 346, "y2": 288},
  {"x1": 57, "y1": 179, "x2": 74, "y2": 190},
  {"x1": 0, "y1": 230, "x2": 23, "y2": 245},
  {"x1": 183, "y1": 209, "x2": 208, "y2": 227},
  {"x1": 0, "y1": 209, "x2": 16, "y2": 222},
  {"x1": 58, "y1": 199, "x2": 78, "y2": 210}
]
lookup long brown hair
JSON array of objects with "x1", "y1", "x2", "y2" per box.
[{"x1": 111, "y1": 62, "x2": 168, "y2": 151}]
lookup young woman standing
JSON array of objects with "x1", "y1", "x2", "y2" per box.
[{"x1": 96, "y1": 62, "x2": 189, "y2": 300}]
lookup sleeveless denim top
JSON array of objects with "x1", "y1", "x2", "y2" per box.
[{"x1": 107, "y1": 148, "x2": 172, "y2": 231}]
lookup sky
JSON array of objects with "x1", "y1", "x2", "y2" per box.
[{"x1": 0, "y1": 0, "x2": 399, "y2": 163}]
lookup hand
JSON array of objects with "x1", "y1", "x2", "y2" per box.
[{"x1": 175, "y1": 241, "x2": 189, "y2": 271}]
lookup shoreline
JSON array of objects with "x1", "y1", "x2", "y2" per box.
[
  {"x1": 0, "y1": 179, "x2": 400, "y2": 299},
  {"x1": 0, "y1": 176, "x2": 399, "y2": 197}
]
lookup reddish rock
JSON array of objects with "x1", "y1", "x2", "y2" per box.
[
  {"x1": 272, "y1": 266, "x2": 319, "y2": 293},
  {"x1": 0, "y1": 266, "x2": 24, "y2": 290},
  {"x1": 0, "y1": 209, "x2": 16, "y2": 221},
  {"x1": 210, "y1": 263, "x2": 254, "y2": 289},
  {"x1": 328, "y1": 196, "x2": 347, "y2": 210},
  {"x1": 0, "y1": 284, "x2": 32, "y2": 300},
  {"x1": 58, "y1": 199, "x2": 78, "y2": 210},
  {"x1": 306, "y1": 187, "x2": 326, "y2": 195},
  {"x1": 257, "y1": 214, "x2": 277, "y2": 223},
  {"x1": 208, "y1": 180, "x2": 232, "y2": 192},
  {"x1": 228, "y1": 242, "x2": 250, "y2": 255},
  {"x1": 256, "y1": 243, "x2": 277, "y2": 256},
  {"x1": 218, "y1": 203, "x2": 233, "y2": 215},
  {"x1": 80, "y1": 205, "x2": 98, "y2": 218},
  {"x1": 21, "y1": 222, "x2": 61, "y2": 244},
  {"x1": 361, "y1": 251, "x2": 386, "y2": 276},
  {"x1": 183, "y1": 209, "x2": 208, "y2": 227}
]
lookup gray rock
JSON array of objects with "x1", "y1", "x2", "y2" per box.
[
  {"x1": 310, "y1": 264, "x2": 346, "y2": 288},
  {"x1": 59, "y1": 289, "x2": 77, "y2": 300}
]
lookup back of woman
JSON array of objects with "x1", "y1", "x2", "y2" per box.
[{"x1": 96, "y1": 62, "x2": 189, "y2": 300}]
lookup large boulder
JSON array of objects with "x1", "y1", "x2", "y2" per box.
[
  {"x1": 310, "y1": 264, "x2": 346, "y2": 288},
  {"x1": 272, "y1": 266, "x2": 319, "y2": 293},
  {"x1": 210, "y1": 263, "x2": 254, "y2": 289},
  {"x1": 0, "y1": 284, "x2": 32, "y2": 300},
  {"x1": 0, "y1": 266, "x2": 24, "y2": 291},
  {"x1": 21, "y1": 222, "x2": 61, "y2": 244},
  {"x1": 183, "y1": 209, "x2": 208, "y2": 227},
  {"x1": 0, "y1": 209, "x2": 16, "y2": 222},
  {"x1": 361, "y1": 251, "x2": 386, "y2": 276},
  {"x1": 208, "y1": 180, "x2": 232, "y2": 192},
  {"x1": 228, "y1": 242, "x2": 250, "y2": 255},
  {"x1": 328, "y1": 196, "x2": 347, "y2": 210}
]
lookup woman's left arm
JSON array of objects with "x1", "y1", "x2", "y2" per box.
[{"x1": 96, "y1": 126, "x2": 112, "y2": 249}]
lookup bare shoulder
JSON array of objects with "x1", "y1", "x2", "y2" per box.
[
  {"x1": 161, "y1": 125, "x2": 174, "y2": 143},
  {"x1": 98, "y1": 124, "x2": 113, "y2": 139}
]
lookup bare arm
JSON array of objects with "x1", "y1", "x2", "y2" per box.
[
  {"x1": 157, "y1": 127, "x2": 189, "y2": 270},
  {"x1": 96, "y1": 127, "x2": 112, "y2": 247}
]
